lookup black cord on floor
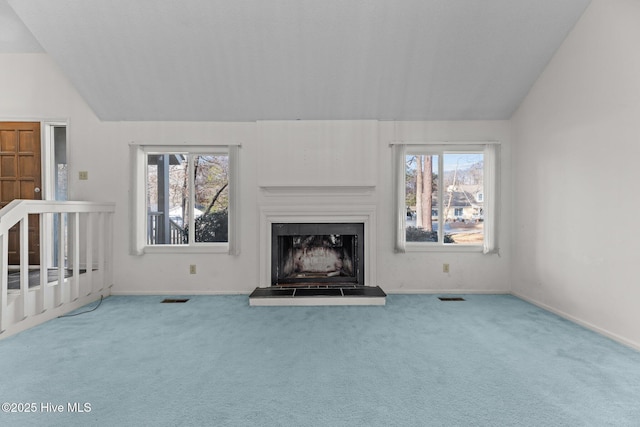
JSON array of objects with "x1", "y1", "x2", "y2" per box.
[{"x1": 58, "y1": 295, "x2": 104, "y2": 318}]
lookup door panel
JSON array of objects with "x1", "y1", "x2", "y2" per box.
[{"x1": 0, "y1": 122, "x2": 42, "y2": 265}]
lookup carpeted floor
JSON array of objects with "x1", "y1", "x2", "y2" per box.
[{"x1": 1, "y1": 294, "x2": 639, "y2": 426}]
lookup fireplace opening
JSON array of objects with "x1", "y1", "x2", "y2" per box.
[{"x1": 271, "y1": 223, "x2": 364, "y2": 286}]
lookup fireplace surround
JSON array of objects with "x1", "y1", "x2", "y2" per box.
[{"x1": 257, "y1": 188, "x2": 377, "y2": 289}]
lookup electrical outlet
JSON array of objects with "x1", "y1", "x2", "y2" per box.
[
  {"x1": 443, "y1": 263, "x2": 450, "y2": 273},
  {"x1": 189, "y1": 264, "x2": 196, "y2": 274},
  {"x1": 79, "y1": 171, "x2": 89, "y2": 180}
]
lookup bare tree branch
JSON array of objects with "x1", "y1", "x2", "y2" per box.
[{"x1": 204, "y1": 182, "x2": 228, "y2": 216}]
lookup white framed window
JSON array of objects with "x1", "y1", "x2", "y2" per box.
[
  {"x1": 393, "y1": 143, "x2": 498, "y2": 253},
  {"x1": 130, "y1": 143, "x2": 239, "y2": 255}
]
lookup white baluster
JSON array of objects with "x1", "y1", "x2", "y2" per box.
[
  {"x1": 97, "y1": 212, "x2": 105, "y2": 292},
  {"x1": 106, "y1": 213, "x2": 114, "y2": 289},
  {"x1": 85, "y1": 212, "x2": 94, "y2": 296},
  {"x1": 0, "y1": 234, "x2": 8, "y2": 332},
  {"x1": 19, "y1": 217, "x2": 29, "y2": 320},
  {"x1": 37, "y1": 213, "x2": 46, "y2": 314},
  {"x1": 71, "y1": 212, "x2": 80, "y2": 301},
  {"x1": 55, "y1": 212, "x2": 65, "y2": 307}
]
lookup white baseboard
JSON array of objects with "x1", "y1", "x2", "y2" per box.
[
  {"x1": 385, "y1": 289, "x2": 510, "y2": 295},
  {"x1": 111, "y1": 289, "x2": 507, "y2": 296},
  {"x1": 512, "y1": 291, "x2": 640, "y2": 352},
  {"x1": 112, "y1": 289, "x2": 510, "y2": 296},
  {"x1": 110, "y1": 290, "x2": 251, "y2": 296}
]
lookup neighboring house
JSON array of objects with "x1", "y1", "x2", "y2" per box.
[
  {"x1": 407, "y1": 184, "x2": 483, "y2": 222},
  {"x1": 443, "y1": 185, "x2": 483, "y2": 222}
]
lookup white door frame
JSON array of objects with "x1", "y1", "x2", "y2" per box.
[{"x1": 41, "y1": 120, "x2": 69, "y2": 269}]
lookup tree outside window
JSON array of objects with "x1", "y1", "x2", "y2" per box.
[{"x1": 146, "y1": 153, "x2": 229, "y2": 245}]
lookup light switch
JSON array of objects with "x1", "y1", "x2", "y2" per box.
[{"x1": 79, "y1": 171, "x2": 89, "y2": 180}]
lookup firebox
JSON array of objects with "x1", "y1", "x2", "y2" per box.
[{"x1": 271, "y1": 223, "x2": 364, "y2": 286}]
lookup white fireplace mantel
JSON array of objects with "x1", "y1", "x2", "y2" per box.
[
  {"x1": 259, "y1": 185, "x2": 376, "y2": 198},
  {"x1": 258, "y1": 202, "x2": 377, "y2": 288}
]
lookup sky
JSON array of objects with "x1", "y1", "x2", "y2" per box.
[
  {"x1": 406, "y1": 153, "x2": 483, "y2": 173},
  {"x1": 442, "y1": 153, "x2": 483, "y2": 172}
]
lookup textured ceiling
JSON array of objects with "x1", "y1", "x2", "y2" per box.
[{"x1": 6, "y1": 0, "x2": 591, "y2": 121}]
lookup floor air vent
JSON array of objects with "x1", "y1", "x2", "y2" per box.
[
  {"x1": 438, "y1": 297, "x2": 465, "y2": 301},
  {"x1": 161, "y1": 298, "x2": 189, "y2": 303}
]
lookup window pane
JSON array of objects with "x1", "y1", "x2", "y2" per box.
[
  {"x1": 193, "y1": 154, "x2": 229, "y2": 243},
  {"x1": 146, "y1": 154, "x2": 188, "y2": 245},
  {"x1": 405, "y1": 154, "x2": 439, "y2": 242},
  {"x1": 442, "y1": 153, "x2": 484, "y2": 245}
]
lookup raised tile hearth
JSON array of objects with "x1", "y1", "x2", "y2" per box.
[{"x1": 249, "y1": 285, "x2": 386, "y2": 306}]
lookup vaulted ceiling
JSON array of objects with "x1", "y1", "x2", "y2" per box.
[{"x1": 3, "y1": 0, "x2": 591, "y2": 121}]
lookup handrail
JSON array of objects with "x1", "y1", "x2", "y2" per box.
[
  {"x1": 0, "y1": 200, "x2": 115, "y2": 233},
  {"x1": 0, "y1": 200, "x2": 115, "y2": 338}
]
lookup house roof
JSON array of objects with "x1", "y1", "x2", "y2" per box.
[
  {"x1": 445, "y1": 185, "x2": 482, "y2": 208},
  {"x1": 3, "y1": 0, "x2": 591, "y2": 121}
]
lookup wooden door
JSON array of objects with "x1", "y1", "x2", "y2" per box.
[{"x1": 0, "y1": 122, "x2": 42, "y2": 265}]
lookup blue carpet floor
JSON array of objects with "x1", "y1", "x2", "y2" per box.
[{"x1": 1, "y1": 294, "x2": 639, "y2": 426}]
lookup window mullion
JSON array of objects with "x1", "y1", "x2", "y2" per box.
[
  {"x1": 188, "y1": 154, "x2": 196, "y2": 245},
  {"x1": 438, "y1": 153, "x2": 444, "y2": 245}
]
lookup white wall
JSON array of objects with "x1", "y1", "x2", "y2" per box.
[
  {"x1": 0, "y1": 53, "x2": 512, "y2": 296},
  {"x1": 257, "y1": 120, "x2": 378, "y2": 186},
  {"x1": 512, "y1": 0, "x2": 640, "y2": 348}
]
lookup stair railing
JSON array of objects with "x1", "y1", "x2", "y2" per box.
[{"x1": 0, "y1": 200, "x2": 115, "y2": 338}]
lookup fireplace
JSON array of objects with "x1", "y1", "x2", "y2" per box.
[{"x1": 271, "y1": 223, "x2": 364, "y2": 286}]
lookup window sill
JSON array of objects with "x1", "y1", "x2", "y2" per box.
[
  {"x1": 143, "y1": 244, "x2": 230, "y2": 254},
  {"x1": 404, "y1": 243, "x2": 484, "y2": 253}
]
